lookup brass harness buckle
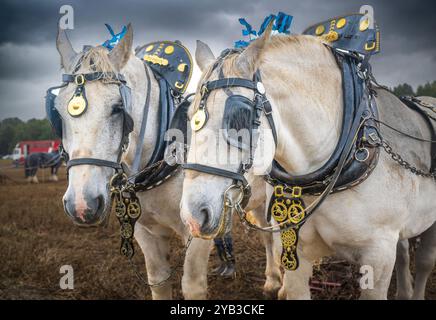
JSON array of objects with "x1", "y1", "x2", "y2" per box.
[{"x1": 74, "y1": 74, "x2": 85, "y2": 86}]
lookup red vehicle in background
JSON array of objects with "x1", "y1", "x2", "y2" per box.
[{"x1": 12, "y1": 140, "x2": 61, "y2": 166}]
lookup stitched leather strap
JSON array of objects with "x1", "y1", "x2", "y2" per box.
[
  {"x1": 131, "y1": 64, "x2": 152, "y2": 172},
  {"x1": 62, "y1": 72, "x2": 126, "y2": 83},
  {"x1": 67, "y1": 158, "x2": 122, "y2": 170},
  {"x1": 182, "y1": 163, "x2": 248, "y2": 186},
  {"x1": 263, "y1": 99, "x2": 278, "y2": 144},
  {"x1": 205, "y1": 78, "x2": 256, "y2": 92}
]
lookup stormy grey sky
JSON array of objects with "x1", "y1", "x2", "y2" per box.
[{"x1": 0, "y1": 0, "x2": 435, "y2": 120}]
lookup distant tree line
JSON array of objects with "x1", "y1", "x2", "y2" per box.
[
  {"x1": 392, "y1": 81, "x2": 436, "y2": 98},
  {"x1": 0, "y1": 118, "x2": 56, "y2": 156}
]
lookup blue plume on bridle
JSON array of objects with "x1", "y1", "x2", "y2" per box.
[
  {"x1": 234, "y1": 12, "x2": 293, "y2": 48},
  {"x1": 258, "y1": 14, "x2": 276, "y2": 36},
  {"x1": 102, "y1": 24, "x2": 127, "y2": 50},
  {"x1": 274, "y1": 12, "x2": 292, "y2": 34},
  {"x1": 239, "y1": 18, "x2": 257, "y2": 37}
]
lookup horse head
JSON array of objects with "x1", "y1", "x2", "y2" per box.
[{"x1": 54, "y1": 24, "x2": 151, "y2": 226}]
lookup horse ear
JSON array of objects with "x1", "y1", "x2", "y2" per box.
[
  {"x1": 109, "y1": 23, "x2": 133, "y2": 71},
  {"x1": 195, "y1": 40, "x2": 215, "y2": 72},
  {"x1": 236, "y1": 20, "x2": 273, "y2": 76},
  {"x1": 56, "y1": 27, "x2": 78, "y2": 71}
]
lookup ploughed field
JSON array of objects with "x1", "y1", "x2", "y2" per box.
[{"x1": 0, "y1": 160, "x2": 434, "y2": 300}]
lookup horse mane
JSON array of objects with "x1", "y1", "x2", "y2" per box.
[
  {"x1": 222, "y1": 34, "x2": 330, "y2": 76},
  {"x1": 75, "y1": 46, "x2": 118, "y2": 81}
]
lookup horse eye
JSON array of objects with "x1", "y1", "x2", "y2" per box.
[{"x1": 111, "y1": 103, "x2": 123, "y2": 115}]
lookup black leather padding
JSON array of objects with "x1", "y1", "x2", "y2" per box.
[
  {"x1": 222, "y1": 95, "x2": 253, "y2": 150},
  {"x1": 269, "y1": 50, "x2": 362, "y2": 187},
  {"x1": 45, "y1": 88, "x2": 64, "y2": 138},
  {"x1": 119, "y1": 84, "x2": 134, "y2": 135}
]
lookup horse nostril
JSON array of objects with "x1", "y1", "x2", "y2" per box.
[
  {"x1": 198, "y1": 206, "x2": 211, "y2": 228},
  {"x1": 96, "y1": 195, "x2": 104, "y2": 213},
  {"x1": 63, "y1": 194, "x2": 106, "y2": 226},
  {"x1": 86, "y1": 195, "x2": 104, "y2": 220}
]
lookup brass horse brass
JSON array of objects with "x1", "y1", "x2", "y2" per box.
[
  {"x1": 191, "y1": 108, "x2": 207, "y2": 131},
  {"x1": 67, "y1": 94, "x2": 87, "y2": 117}
]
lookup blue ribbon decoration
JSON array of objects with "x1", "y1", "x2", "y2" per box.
[
  {"x1": 102, "y1": 24, "x2": 127, "y2": 50},
  {"x1": 234, "y1": 40, "x2": 251, "y2": 48},
  {"x1": 275, "y1": 12, "x2": 292, "y2": 34},
  {"x1": 238, "y1": 18, "x2": 257, "y2": 37},
  {"x1": 234, "y1": 12, "x2": 293, "y2": 48},
  {"x1": 258, "y1": 14, "x2": 276, "y2": 36}
]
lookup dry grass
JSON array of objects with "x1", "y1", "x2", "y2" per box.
[{"x1": 0, "y1": 160, "x2": 434, "y2": 300}]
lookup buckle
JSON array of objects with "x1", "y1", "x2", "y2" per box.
[
  {"x1": 274, "y1": 185, "x2": 284, "y2": 197},
  {"x1": 200, "y1": 84, "x2": 208, "y2": 97},
  {"x1": 75, "y1": 74, "x2": 85, "y2": 86},
  {"x1": 291, "y1": 186, "x2": 302, "y2": 198}
]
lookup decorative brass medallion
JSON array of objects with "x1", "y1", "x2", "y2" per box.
[
  {"x1": 110, "y1": 176, "x2": 142, "y2": 260},
  {"x1": 191, "y1": 108, "x2": 207, "y2": 131},
  {"x1": 336, "y1": 18, "x2": 347, "y2": 29},
  {"x1": 359, "y1": 18, "x2": 369, "y2": 31},
  {"x1": 177, "y1": 63, "x2": 187, "y2": 72},
  {"x1": 164, "y1": 45, "x2": 175, "y2": 55},
  {"x1": 67, "y1": 94, "x2": 87, "y2": 117},
  {"x1": 315, "y1": 25, "x2": 325, "y2": 35},
  {"x1": 269, "y1": 185, "x2": 306, "y2": 270}
]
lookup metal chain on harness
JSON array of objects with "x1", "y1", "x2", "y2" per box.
[{"x1": 380, "y1": 140, "x2": 436, "y2": 178}]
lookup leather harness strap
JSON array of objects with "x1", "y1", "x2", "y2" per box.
[
  {"x1": 203, "y1": 78, "x2": 257, "y2": 92},
  {"x1": 62, "y1": 72, "x2": 126, "y2": 83},
  {"x1": 67, "y1": 158, "x2": 123, "y2": 170},
  {"x1": 131, "y1": 64, "x2": 152, "y2": 173},
  {"x1": 182, "y1": 163, "x2": 248, "y2": 186}
]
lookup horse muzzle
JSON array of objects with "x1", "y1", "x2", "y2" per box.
[
  {"x1": 182, "y1": 202, "x2": 232, "y2": 240},
  {"x1": 63, "y1": 194, "x2": 109, "y2": 227}
]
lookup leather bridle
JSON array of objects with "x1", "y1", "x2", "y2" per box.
[
  {"x1": 182, "y1": 53, "x2": 277, "y2": 219},
  {"x1": 62, "y1": 72, "x2": 133, "y2": 171}
]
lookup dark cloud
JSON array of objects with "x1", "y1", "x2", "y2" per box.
[{"x1": 0, "y1": 0, "x2": 435, "y2": 120}]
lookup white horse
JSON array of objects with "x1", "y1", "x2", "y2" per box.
[
  {"x1": 55, "y1": 25, "x2": 280, "y2": 299},
  {"x1": 395, "y1": 96, "x2": 436, "y2": 300},
  {"x1": 181, "y1": 26, "x2": 436, "y2": 299}
]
